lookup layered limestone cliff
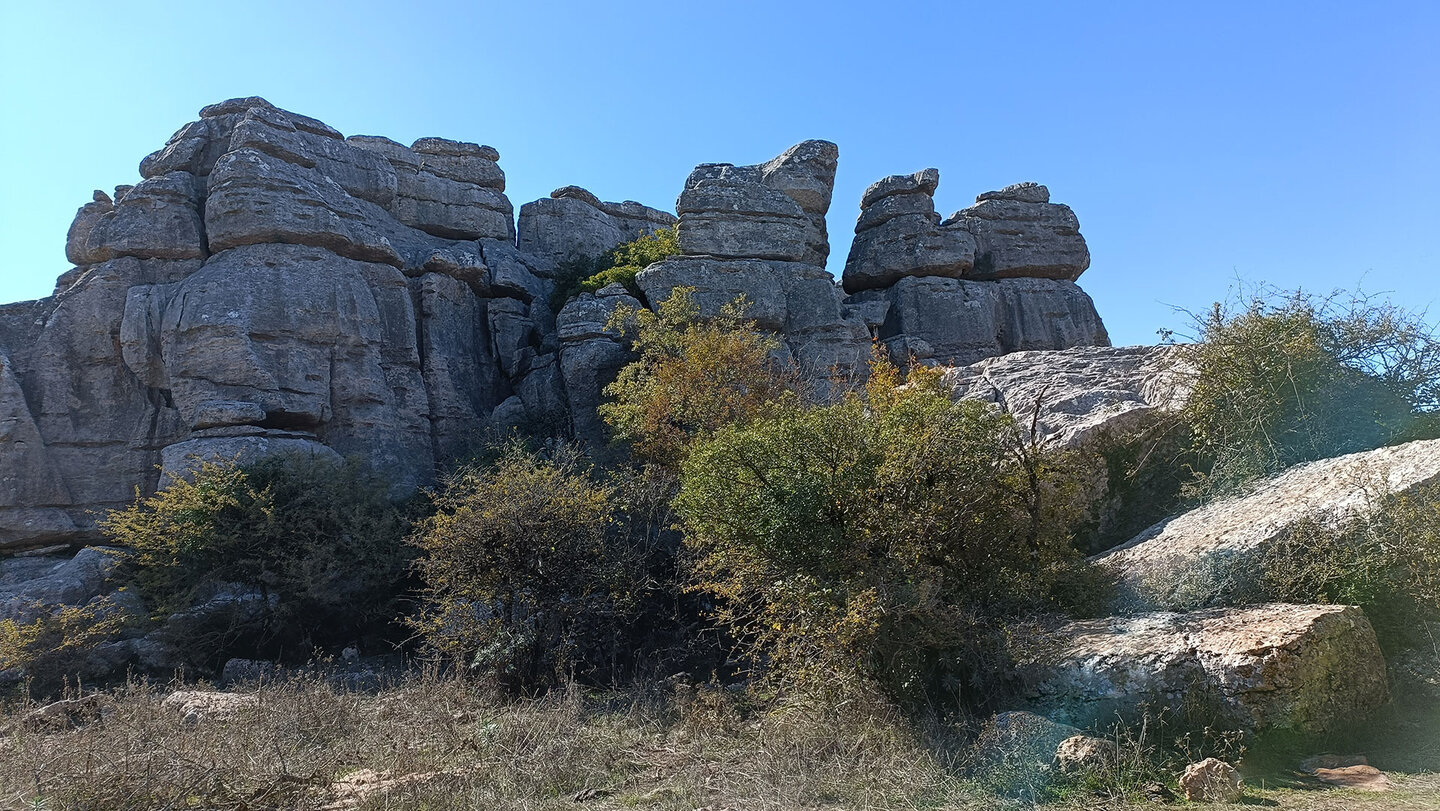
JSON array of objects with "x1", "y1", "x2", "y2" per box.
[{"x1": 0, "y1": 97, "x2": 1108, "y2": 552}]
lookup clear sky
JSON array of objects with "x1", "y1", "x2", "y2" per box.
[{"x1": 1, "y1": 0, "x2": 1435, "y2": 345}]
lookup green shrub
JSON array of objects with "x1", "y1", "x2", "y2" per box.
[
  {"x1": 601, "y1": 287, "x2": 798, "y2": 468},
  {"x1": 1252, "y1": 480, "x2": 1440, "y2": 652},
  {"x1": 551, "y1": 224, "x2": 679, "y2": 308},
  {"x1": 409, "y1": 443, "x2": 623, "y2": 689},
  {"x1": 0, "y1": 597, "x2": 131, "y2": 688},
  {"x1": 100, "y1": 456, "x2": 410, "y2": 665},
  {"x1": 673, "y1": 356, "x2": 1103, "y2": 707},
  {"x1": 1179, "y1": 286, "x2": 1440, "y2": 496}
]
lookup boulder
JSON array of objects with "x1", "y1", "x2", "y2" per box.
[
  {"x1": 1178, "y1": 758, "x2": 1242, "y2": 803},
  {"x1": 1027, "y1": 603, "x2": 1388, "y2": 733},
  {"x1": 160, "y1": 433, "x2": 345, "y2": 488},
  {"x1": 65, "y1": 190, "x2": 113, "y2": 266},
  {"x1": 841, "y1": 169, "x2": 975, "y2": 293},
  {"x1": 1054, "y1": 735, "x2": 1118, "y2": 774},
  {"x1": 942, "y1": 345, "x2": 1187, "y2": 451},
  {"x1": 678, "y1": 140, "x2": 837, "y2": 267},
  {"x1": 950, "y1": 188, "x2": 1090, "y2": 281},
  {"x1": 85, "y1": 172, "x2": 207, "y2": 262},
  {"x1": 557, "y1": 288, "x2": 643, "y2": 450},
  {"x1": 162, "y1": 690, "x2": 260, "y2": 724},
  {"x1": 1096, "y1": 437, "x2": 1440, "y2": 609},
  {"x1": 0, "y1": 547, "x2": 125, "y2": 623}
]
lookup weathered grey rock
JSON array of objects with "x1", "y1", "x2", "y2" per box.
[
  {"x1": 1096, "y1": 437, "x2": 1440, "y2": 610},
  {"x1": 162, "y1": 690, "x2": 260, "y2": 724},
  {"x1": 517, "y1": 187, "x2": 675, "y2": 278},
  {"x1": 856, "y1": 276, "x2": 1108, "y2": 367},
  {"x1": 1179, "y1": 758, "x2": 1243, "y2": 803},
  {"x1": 390, "y1": 169, "x2": 514, "y2": 241},
  {"x1": 557, "y1": 290, "x2": 643, "y2": 449},
  {"x1": 942, "y1": 345, "x2": 1187, "y2": 451},
  {"x1": 842, "y1": 169, "x2": 976, "y2": 293},
  {"x1": 860, "y1": 168, "x2": 940, "y2": 208},
  {"x1": 0, "y1": 547, "x2": 124, "y2": 623},
  {"x1": 678, "y1": 141, "x2": 838, "y2": 267},
  {"x1": 230, "y1": 106, "x2": 397, "y2": 206},
  {"x1": 66, "y1": 190, "x2": 113, "y2": 266},
  {"x1": 635, "y1": 256, "x2": 870, "y2": 383},
  {"x1": 976, "y1": 182, "x2": 1049, "y2": 204},
  {"x1": 414, "y1": 272, "x2": 506, "y2": 463},
  {"x1": 843, "y1": 214, "x2": 976, "y2": 293},
  {"x1": 411, "y1": 138, "x2": 505, "y2": 189},
  {"x1": 85, "y1": 172, "x2": 207, "y2": 261},
  {"x1": 160, "y1": 434, "x2": 344, "y2": 488},
  {"x1": 191, "y1": 400, "x2": 268, "y2": 430},
  {"x1": 1028, "y1": 604, "x2": 1388, "y2": 733},
  {"x1": 952, "y1": 193, "x2": 1090, "y2": 281},
  {"x1": 205, "y1": 148, "x2": 402, "y2": 266}
]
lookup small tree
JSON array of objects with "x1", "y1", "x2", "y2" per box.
[
  {"x1": 101, "y1": 456, "x2": 409, "y2": 665},
  {"x1": 409, "y1": 444, "x2": 618, "y2": 688},
  {"x1": 674, "y1": 355, "x2": 1098, "y2": 706},
  {"x1": 1180, "y1": 286, "x2": 1440, "y2": 495},
  {"x1": 601, "y1": 287, "x2": 798, "y2": 468}
]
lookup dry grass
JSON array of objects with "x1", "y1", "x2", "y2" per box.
[{"x1": 2, "y1": 674, "x2": 1437, "y2": 811}]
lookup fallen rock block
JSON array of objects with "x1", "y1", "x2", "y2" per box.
[
  {"x1": 1027, "y1": 604, "x2": 1388, "y2": 733},
  {"x1": 1095, "y1": 437, "x2": 1440, "y2": 609}
]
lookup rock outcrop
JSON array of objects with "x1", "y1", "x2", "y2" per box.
[
  {"x1": 1028, "y1": 603, "x2": 1388, "y2": 733},
  {"x1": 518, "y1": 186, "x2": 676, "y2": 277},
  {"x1": 839, "y1": 172, "x2": 1105, "y2": 367},
  {"x1": 636, "y1": 141, "x2": 872, "y2": 386},
  {"x1": 944, "y1": 345, "x2": 1189, "y2": 451},
  {"x1": 1096, "y1": 437, "x2": 1440, "y2": 609},
  {"x1": 1, "y1": 97, "x2": 1113, "y2": 553}
]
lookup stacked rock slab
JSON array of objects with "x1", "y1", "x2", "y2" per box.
[
  {"x1": 517, "y1": 186, "x2": 676, "y2": 277},
  {"x1": 636, "y1": 141, "x2": 871, "y2": 385},
  {"x1": 841, "y1": 175, "x2": 1106, "y2": 367}
]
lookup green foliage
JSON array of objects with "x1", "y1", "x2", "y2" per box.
[
  {"x1": 1179, "y1": 286, "x2": 1440, "y2": 495},
  {"x1": 674, "y1": 355, "x2": 1104, "y2": 706},
  {"x1": 1253, "y1": 481, "x2": 1440, "y2": 651},
  {"x1": 409, "y1": 443, "x2": 621, "y2": 688},
  {"x1": 0, "y1": 597, "x2": 131, "y2": 688},
  {"x1": 551, "y1": 224, "x2": 680, "y2": 308},
  {"x1": 100, "y1": 456, "x2": 410, "y2": 664},
  {"x1": 601, "y1": 287, "x2": 797, "y2": 468}
]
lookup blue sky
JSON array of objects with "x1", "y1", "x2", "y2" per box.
[{"x1": 1, "y1": 0, "x2": 1435, "y2": 345}]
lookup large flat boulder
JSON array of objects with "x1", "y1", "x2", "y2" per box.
[
  {"x1": 943, "y1": 345, "x2": 1187, "y2": 451},
  {"x1": 1028, "y1": 603, "x2": 1388, "y2": 733},
  {"x1": 841, "y1": 168, "x2": 975, "y2": 293},
  {"x1": 1096, "y1": 437, "x2": 1440, "y2": 609},
  {"x1": 517, "y1": 186, "x2": 675, "y2": 277}
]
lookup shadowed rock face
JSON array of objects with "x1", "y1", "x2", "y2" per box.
[{"x1": 1, "y1": 97, "x2": 1111, "y2": 553}]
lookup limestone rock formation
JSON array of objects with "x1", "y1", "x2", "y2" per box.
[
  {"x1": 1, "y1": 97, "x2": 1116, "y2": 554},
  {"x1": 1096, "y1": 437, "x2": 1440, "y2": 609},
  {"x1": 838, "y1": 173, "x2": 1105, "y2": 366},
  {"x1": 517, "y1": 186, "x2": 676, "y2": 277},
  {"x1": 841, "y1": 169, "x2": 975, "y2": 293},
  {"x1": 948, "y1": 182, "x2": 1091, "y2": 280},
  {"x1": 1028, "y1": 603, "x2": 1388, "y2": 733},
  {"x1": 943, "y1": 345, "x2": 1189, "y2": 451},
  {"x1": 637, "y1": 141, "x2": 871, "y2": 385}
]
